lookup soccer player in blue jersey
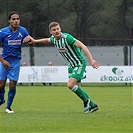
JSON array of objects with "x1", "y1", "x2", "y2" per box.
[
  {"x1": 0, "y1": 11, "x2": 30, "y2": 113},
  {"x1": 27, "y1": 22, "x2": 99, "y2": 113}
]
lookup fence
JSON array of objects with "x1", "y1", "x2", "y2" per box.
[{"x1": 19, "y1": 45, "x2": 131, "y2": 66}]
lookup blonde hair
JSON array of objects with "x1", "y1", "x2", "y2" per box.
[{"x1": 49, "y1": 22, "x2": 59, "y2": 30}]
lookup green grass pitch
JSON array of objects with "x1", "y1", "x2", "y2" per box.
[{"x1": 0, "y1": 83, "x2": 132, "y2": 133}]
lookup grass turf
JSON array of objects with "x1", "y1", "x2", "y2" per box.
[{"x1": 0, "y1": 84, "x2": 132, "y2": 133}]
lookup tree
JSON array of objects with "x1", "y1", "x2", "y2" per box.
[{"x1": 0, "y1": 0, "x2": 132, "y2": 42}]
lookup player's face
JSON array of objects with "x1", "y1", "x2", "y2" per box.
[
  {"x1": 8, "y1": 14, "x2": 20, "y2": 30},
  {"x1": 50, "y1": 25, "x2": 61, "y2": 40}
]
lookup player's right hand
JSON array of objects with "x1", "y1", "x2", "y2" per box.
[{"x1": 1, "y1": 60, "x2": 10, "y2": 69}]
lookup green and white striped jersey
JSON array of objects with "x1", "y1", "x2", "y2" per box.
[{"x1": 50, "y1": 32, "x2": 86, "y2": 67}]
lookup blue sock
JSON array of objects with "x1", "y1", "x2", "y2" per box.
[
  {"x1": 6, "y1": 88, "x2": 16, "y2": 109},
  {"x1": 0, "y1": 88, "x2": 5, "y2": 103}
]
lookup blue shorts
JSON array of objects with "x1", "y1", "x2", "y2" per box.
[{"x1": 0, "y1": 59, "x2": 21, "y2": 81}]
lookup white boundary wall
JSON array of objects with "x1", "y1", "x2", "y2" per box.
[{"x1": 16, "y1": 66, "x2": 133, "y2": 83}]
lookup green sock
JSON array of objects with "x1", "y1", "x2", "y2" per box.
[
  {"x1": 90, "y1": 101, "x2": 95, "y2": 107},
  {"x1": 71, "y1": 85, "x2": 88, "y2": 102},
  {"x1": 82, "y1": 89, "x2": 95, "y2": 106},
  {"x1": 82, "y1": 89, "x2": 89, "y2": 99},
  {"x1": 71, "y1": 85, "x2": 96, "y2": 106}
]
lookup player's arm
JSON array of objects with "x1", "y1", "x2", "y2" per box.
[
  {"x1": 0, "y1": 55, "x2": 3, "y2": 62},
  {"x1": 26, "y1": 36, "x2": 50, "y2": 45},
  {"x1": 0, "y1": 32, "x2": 10, "y2": 69},
  {"x1": 34, "y1": 38, "x2": 50, "y2": 44},
  {"x1": 75, "y1": 40, "x2": 99, "y2": 69}
]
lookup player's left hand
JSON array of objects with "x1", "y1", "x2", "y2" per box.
[{"x1": 91, "y1": 60, "x2": 99, "y2": 69}]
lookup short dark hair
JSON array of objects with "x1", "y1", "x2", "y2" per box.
[
  {"x1": 8, "y1": 11, "x2": 20, "y2": 20},
  {"x1": 49, "y1": 22, "x2": 59, "y2": 30}
]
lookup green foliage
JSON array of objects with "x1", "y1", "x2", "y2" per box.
[
  {"x1": 0, "y1": 0, "x2": 132, "y2": 40},
  {"x1": 0, "y1": 84, "x2": 132, "y2": 133}
]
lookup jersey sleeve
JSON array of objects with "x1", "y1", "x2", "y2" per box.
[
  {"x1": 23, "y1": 27, "x2": 29, "y2": 37},
  {"x1": 0, "y1": 30, "x2": 2, "y2": 42},
  {"x1": 0, "y1": 30, "x2": 5, "y2": 42},
  {"x1": 66, "y1": 34, "x2": 76, "y2": 45},
  {"x1": 49, "y1": 35, "x2": 54, "y2": 43}
]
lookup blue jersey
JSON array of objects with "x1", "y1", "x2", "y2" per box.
[{"x1": 0, "y1": 26, "x2": 29, "y2": 60}]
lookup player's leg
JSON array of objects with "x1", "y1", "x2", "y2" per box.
[
  {"x1": 68, "y1": 66, "x2": 88, "y2": 101},
  {"x1": 6, "y1": 80, "x2": 17, "y2": 113},
  {"x1": 0, "y1": 81, "x2": 6, "y2": 107},
  {"x1": 0, "y1": 62, "x2": 7, "y2": 107},
  {"x1": 68, "y1": 78, "x2": 88, "y2": 102},
  {"x1": 77, "y1": 82, "x2": 89, "y2": 99},
  {"x1": 5, "y1": 59, "x2": 20, "y2": 113},
  {"x1": 68, "y1": 78, "x2": 91, "y2": 112},
  {"x1": 68, "y1": 65, "x2": 98, "y2": 113},
  {"x1": 77, "y1": 80, "x2": 98, "y2": 113},
  {"x1": 77, "y1": 82, "x2": 95, "y2": 108}
]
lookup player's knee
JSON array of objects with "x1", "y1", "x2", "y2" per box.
[
  {"x1": 9, "y1": 81, "x2": 17, "y2": 89},
  {"x1": 0, "y1": 81, "x2": 6, "y2": 89},
  {"x1": 0, "y1": 84, "x2": 3, "y2": 90},
  {"x1": 10, "y1": 85, "x2": 16, "y2": 89},
  {"x1": 67, "y1": 83, "x2": 74, "y2": 90}
]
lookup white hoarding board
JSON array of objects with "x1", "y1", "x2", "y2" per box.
[
  {"x1": 83, "y1": 66, "x2": 132, "y2": 83},
  {"x1": 17, "y1": 66, "x2": 133, "y2": 83},
  {"x1": 131, "y1": 47, "x2": 133, "y2": 66},
  {"x1": 19, "y1": 66, "x2": 68, "y2": 83}
]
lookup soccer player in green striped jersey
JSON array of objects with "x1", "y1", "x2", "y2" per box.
[{"x1": 27, "y1": 22, "x2": 99, "y2": 113}]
